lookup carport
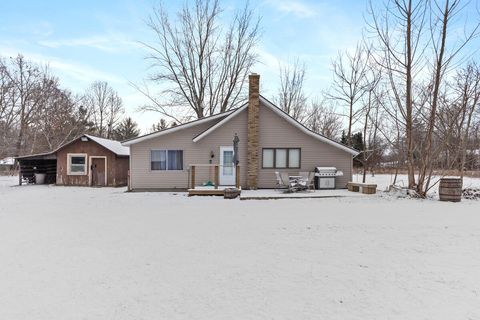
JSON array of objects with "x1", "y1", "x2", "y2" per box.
[{"x1": 16, "y1": 152, "x2": 57, "y2": 185}]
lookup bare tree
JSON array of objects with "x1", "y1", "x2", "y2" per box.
[
  {"x1": 307, "y1": 99, "x2": 343, "y2": 139},
  {"x1": 138, "y1": 0, "x2": 260, "y2": 121},
  {"x1": 328, "y1": 43, "x2": 371, "y2": 146},
  {"x1": 369, "y1": 0, "x2": 479, "y2": 196},
  {"x1": 368, "y1": 0, "x2": 428, "y2": 190},
  {"x1": 416, "y1": 0, "x2": 480, "y2": 196},
  {"x1": 0, "y1": 55, "x2": 96, "y2": 156},
  {"x1": 455, "y1": 63, "x2": 480, "y2": 177},
  {"x1": 34, "y1": 90, "x2": 90, "y2": 152},
  {"x1": 2, "y1": 55, "x2": 59, "y2": 156},
  {"x1": 0, "y1": 58, "x2": 17, "y2": 156},
  {"x1": 83, "y1": 81, "x2": 124, "y2": 139},
  {"x1": 274, "y1": 58, "x2": 308, "y2": 122}
]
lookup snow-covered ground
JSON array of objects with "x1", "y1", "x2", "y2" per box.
[
  {"x1": 354, "y1": 172, "x2": 480, "y2": 196},
  {"x1": 1, "y1": 175, "x2": 480, "y2": 319}
]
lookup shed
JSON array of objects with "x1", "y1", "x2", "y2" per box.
[{"x1": 16, "y1": 134, "x2": 129, "y2": 187}]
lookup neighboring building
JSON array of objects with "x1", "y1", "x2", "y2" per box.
[
  {"x1": 123, "y1": 74, "x2": 359, "y2": 191},
  {"x1": 0, "y1": 157, "x2": 15, "y2": 173},
  {"x1": 16, "y1": 134, "x2": 129, "y2": 187}
]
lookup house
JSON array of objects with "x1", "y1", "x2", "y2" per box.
[
  {"x1": 0, "y1": 157, "x2": 15, "y2": 173},
  {"x1": 123, "y1": 74, "x2": 359, "y2": 191},
  {"x1": 16, "y1": 134, "x2": 129, "y2": 187}
]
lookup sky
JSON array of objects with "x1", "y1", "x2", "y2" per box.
[{"x1": 1, "y1": 0, "x2": 477, "y2": 132}]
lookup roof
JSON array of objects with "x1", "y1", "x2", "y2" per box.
[
  {"x1": 15, "y1": 151, "x2": 57, "y2": 160},
  {"x1": 192, "y1": 95, "x2": 359, "y2": 156},
  {"x1": 16, "y1": 134, "x2": 129, "y2": 160},
  {"x1": 84, "y1": 135, "x2": 129, "y2": 156},
  {"x1": 192, "y1": 103, "x2": 248, "y2": 142},
  {"x1": 258, "y1": 96, "x2": 359, "y2": 156},
  {"x1": 122, "y1": 110, "x2": 235, "y2": 146},
  {"x1": 121, "y1": 96, "x2": 359, "y2": 156}
]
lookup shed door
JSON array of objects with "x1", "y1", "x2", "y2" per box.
[{"x1": 91, "y1": 158, "x2": 106, "y2": 186}]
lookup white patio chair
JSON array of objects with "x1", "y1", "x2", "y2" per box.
[
  {"x1": 308, "y1": 172, "x2": 315, "y2": 190},
  {"x1": 275, "y1": 171, "x2": 288, "y2": 190},
  {"x1": 299, "y1": 171, "x2": 313, "y2": 191},
  {"x1": 280, "y1": 172, "x2": 297, "y2": 192}
]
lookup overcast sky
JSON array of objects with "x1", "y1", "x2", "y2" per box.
[{"x1": 1, "y1": 0, "x2": 478, "y2": 132}]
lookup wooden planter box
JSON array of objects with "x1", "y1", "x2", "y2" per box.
[{"x1": 347, "y1": 182, "x2": 377, "y2": 194}]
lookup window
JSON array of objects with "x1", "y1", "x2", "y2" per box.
[
  {"x1": 151, "y1": 150, "x2": 183, "y2": 170},
  {"x1": 67, "y1": 153, "x2": 87, "y2": 175},
  {"x1": 262, "y1": 148, "x2": 301, "y2": 169},
  {"x1": 275, "y1": 149, "x2": 287, "y2": 168},
  {"x1": 222, "y1": 150, "x2": 234, "y2": 175},
  {"x1": 262, "y1": 149, "x2": 274, "y2": 168},
  {"x1": 289, "y1": 149, "x2": 300, "y2": 168}
]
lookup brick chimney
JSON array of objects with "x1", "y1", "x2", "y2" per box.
[{"x1": 247, "y1": 73, "x2": 260, "y2": 189}]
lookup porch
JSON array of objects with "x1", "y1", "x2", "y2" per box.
[{"x1": 188, "y1": 164, "x2": 241, "y2": 196}]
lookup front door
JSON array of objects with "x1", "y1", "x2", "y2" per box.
[
  {"x1": 91, "y1": 158, "x2": 106, "y2": 187},
  {"x1": 219, "y1": 146, "x2": 235, "y2": 186}
]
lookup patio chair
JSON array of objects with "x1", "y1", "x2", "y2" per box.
[
  {"x1": 280, "y1": 172, "x2": 296, "y2": 192},
  {"x1": 308, "y1": 172, "x2": 315, "y2": 190},
  {"x1": 299, "y1": 171, "x2": 314, "y2": 191},
  {"x1": 275, "y1": 171, "x2": 288, "y2": 190}
]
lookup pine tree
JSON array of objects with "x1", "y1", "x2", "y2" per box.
[
  {"x1": 150, "y1": 119, "x2": 168, "y2": 132},
  {"x1": 113, "y1": 117, "x2": 140, "y2": 141}
]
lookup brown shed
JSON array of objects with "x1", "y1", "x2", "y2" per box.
[{"x1": 17, "y1": 134, "x2": 129, "y2": 187}]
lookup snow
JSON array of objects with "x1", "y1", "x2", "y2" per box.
[
  {"x1": 240, "y1": 189, "x2": 365, "y2": 199},
  {"x1": 85, "y1": 134, "x2": 130, "y2": 156},
  {"x1": 0, "y1": 157, "x2": 14, "y2": 165},
  {"x1": 353, "y1": 172, "x2": 480, "y2": 197},
  {"x1": 1, "y1": 175, "x2": 480, "y2": 319}
]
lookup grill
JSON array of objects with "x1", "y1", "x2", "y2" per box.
[{"x1": 314, "y1": 167, "x2": 343, "y2": 189}]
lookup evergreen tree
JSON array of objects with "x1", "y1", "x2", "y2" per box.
[
  {"x1": 113, "y1": 117, "x2": 140, "y2": 141},
  {"x1": 150, "y1": 119, "x2": 168, "y2": 133}
]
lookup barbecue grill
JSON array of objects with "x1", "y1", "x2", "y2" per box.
[{"x1": 314, "y1": 167, "x2": 343, "y2": 189}]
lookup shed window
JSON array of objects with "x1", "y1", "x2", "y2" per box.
[
  {"x1": 67, "y1": 154, "x2": 87, "y2": 175},
  {"x1": 151, "y1": 150, "x2": 183, "y2": 170},
  {"x1": 262, "y1": 148, "x2": 301, "y2": 169}
]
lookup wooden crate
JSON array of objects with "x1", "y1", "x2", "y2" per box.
[{"x1": 347, "y1": 182, "x2": 377, "y2": 194}]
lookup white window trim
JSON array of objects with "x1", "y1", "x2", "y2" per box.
[
  {"x1": 67, "y1": 153, "x2": 88, "y2": 175},
  {"x1": 150, "y1": 149, "x2": 184, "y2": 171}
]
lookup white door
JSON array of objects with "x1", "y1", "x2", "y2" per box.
[{"x1": 219, "y1": 146, "x2": 235, "y2": 185}]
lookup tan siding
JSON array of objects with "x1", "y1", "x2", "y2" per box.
[
  {"x1": 130, "y1": 115, "x2": 248, "y2": 190},
  {"x1": 257, "y1": 104, "x2": 353, "y2": 188},
  {"x1": 129, "y1": 101, "x2": 353, "y2": 190}
]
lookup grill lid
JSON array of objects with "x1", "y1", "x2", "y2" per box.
[
  {"x1": 315, "y1": 167, "x2": 343, "y2": 177},
  {"x1": 315, "y1": 166, "x2": 337, "y2": 172}
]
